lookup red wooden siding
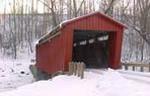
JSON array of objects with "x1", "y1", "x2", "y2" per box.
[
  {"x1": 36, "y1": 12, "x2": 125, "y2": 74},
  {"x1": 36, "y1": 32, "x2": 66, "y2": 73}
]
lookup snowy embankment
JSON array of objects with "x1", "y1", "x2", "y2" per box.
[{"x1": 0, "y1": 69, "x2": 150, "y2": 96}]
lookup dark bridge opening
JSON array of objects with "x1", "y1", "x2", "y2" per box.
[{"x1": 72, "y1": 30, "x2": 110, "y2": 68}]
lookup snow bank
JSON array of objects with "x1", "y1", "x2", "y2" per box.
[
  {"x1": 0, "y1": 69, "x2": 150, "y2": 96},
  {"x1": 96, "y1": 69, "x2": 150, "y2": 96}
]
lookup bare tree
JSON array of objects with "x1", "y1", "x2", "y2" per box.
[
  {"x1": 38, "y1": 0, "x2": 58, "y2": 27},
  {"x1": 72, "y1": 0, "x2": 85, "y2": 17},
  {"x1": 125, "y1": 0, "x2": 150, "y2": 46},
  {"x1": 104, "y1": 0, "x2": 116, "y2": 15}
]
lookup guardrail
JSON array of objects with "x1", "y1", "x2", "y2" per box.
[{"x1": 122, "y1": 62, "x2": 150, "y2": 72}]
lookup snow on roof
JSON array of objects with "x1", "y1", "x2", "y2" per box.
[
  {"x1": 37, "y1": 11, "x2": 126, "y2": 45},
  {"x1": 61, "y1": 11, "x2": 126, "y2": 27}
]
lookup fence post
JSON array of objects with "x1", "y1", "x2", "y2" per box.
[
  {"x1": 68, "y1": 62, "x2": 74, "y2": 75},
  {"x1": 80, "y1": 62, "x2": 85, "y2": 79},
  {"x1": 149, "y1": 63, "x2": 150, "y2": 72},
  {"x1": 68, "y1": 62, "x2": 85, "y2": 79},
  {"x1": 132, "y1": 66, "x2": 135, "y2": 71},
  {"x1": 140, "y1": 66, "x2": 144, "y2": 72},
  {"x1": 125, "y1": 65, "x2": 128, "y2": 70},
  {"x1": 74, "y1": 62, "x2": 77, "y2": 76},
  {"x1": 77, "y1": 62, "x2": 80, "y2": 77}
]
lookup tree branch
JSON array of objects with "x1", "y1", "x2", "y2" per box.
[{"x1": 104, "y1": 0, "x2": 115, "y2": 14}]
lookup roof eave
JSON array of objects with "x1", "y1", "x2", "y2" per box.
[{"x1": 38, "y1": 25, "x2": 62, "y2": 45}]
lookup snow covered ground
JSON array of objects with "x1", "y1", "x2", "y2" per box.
[
  {"x1": 0, "y1": 69, "x2": 150, "y2": 96},
  {"x1": 0, "y1": 48, "x2": 150, "y2": 96},
  {"x1": 0, "y1": 52, "x2": 35, "y2": 92}
]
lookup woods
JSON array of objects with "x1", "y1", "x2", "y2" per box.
[{"x1": 0, "y1": 0, "x2": 150, "y2": 63}]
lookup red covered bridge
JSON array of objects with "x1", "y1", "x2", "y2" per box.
[{"x1": 35, "y1": 12, "x2": 125, "y2": 75}]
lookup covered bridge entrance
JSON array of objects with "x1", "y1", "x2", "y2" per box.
[
  {"x1": 36, "y1": 12, "x2": 125, "y2": 74},
  {"x1": 73, "y1": 29, "x2": 110, "y2": 68}
]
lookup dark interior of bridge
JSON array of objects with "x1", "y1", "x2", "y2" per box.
[{"x1": 72, "y1": 29, "x2": 110, "y2": 68}]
